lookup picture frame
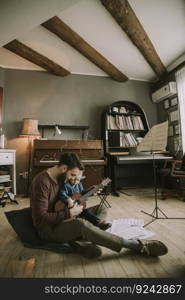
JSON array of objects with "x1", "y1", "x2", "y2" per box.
[
  {"x1": 0, "y1": 87, "x2": 3, "y2": 124},
  {"x1": 174, "y1": 137, "x2": 179, "y2": 152},
  {"x1": 164, "y1": 99, "x2": 170, "y2": 109},
  {"x1": 169, "y1": 109, "x2": 179, "y2": 122},
  {"x1": 174, "y1": 136, "x2": 181, "y2": 152},
  {"x1": 168, "y1": 125, "x2": 174, "y2": 137},
  {"x1": 171, "y1": 97, "x2": 178, "y2": 107},
  {"x1": 174, "y1": 124, "x2": 180, "y2": 135}
]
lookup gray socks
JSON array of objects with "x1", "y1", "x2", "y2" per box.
[{"x1": 121, "y1": 238, "x2": 141, "y2": 251}]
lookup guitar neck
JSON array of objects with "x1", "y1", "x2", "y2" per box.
[{"x1": 77, "y1": 184, "x2": 101, "y2": 204}]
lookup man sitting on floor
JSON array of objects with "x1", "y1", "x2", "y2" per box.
[
  {"x1": 30, "y1": 152, "x2": 168, "y2": 259},
  {"x1": 55, "y1": 165, "x2": 111, "y2": 231}
]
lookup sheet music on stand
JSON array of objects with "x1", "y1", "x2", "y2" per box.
[
  {"x1": 135, "y1": 120, "x2": 175, "y2": 227},
  {"x1": 137, "y1": 121, "x2": 168, "y2": 152}
]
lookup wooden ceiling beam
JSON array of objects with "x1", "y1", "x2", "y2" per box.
[
  {"x1": 101, "y1": 0, "x2": 167, "y2": 78},
  {"x1": 42, "y1": 16, "x2": 128, "y2": 82},
  {"x1": 4, "y1": 40, "x2": 70, "y2": 76}
]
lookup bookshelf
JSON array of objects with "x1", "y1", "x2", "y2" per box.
[
  {"x1": 0, "y1": 149, "x2": 17, "y2": 207},
  {"x1": 102, "y1": 100, "x2": 149, "y2": 155}
]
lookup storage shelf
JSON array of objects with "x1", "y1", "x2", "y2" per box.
[
  {"x1": 167, "y1": 104, "x2": 178, "y2": 111},
  {"x1": 0, "y1": 180, "x2": 12, "y2": 183},
  {"x1": 108, "y1": 146, "x2": 136, "y2": 149},
  {"x1": 38, "y1": 124, "x2": 89, "y2": 130},
  {"x1": 108, "y1": 112, "x2": 142, "y2": 116},
  {"x1": 107, "y1": 129, "x2": 146, "y2": 132},
  {"x1": 166, "y1": 93, "x2": 177, "y2": 100},
  {"x1": 38, "y1": 124, "x2": 89, "y2": 139},
  {"x1": 102, "y1": 101, "x2": 149, "y2": 156}
]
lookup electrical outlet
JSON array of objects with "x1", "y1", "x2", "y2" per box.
[{"x1": 19, "y1": 171, "x2": 28, "y2": 179}]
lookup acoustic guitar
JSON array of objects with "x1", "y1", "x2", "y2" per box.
[{"x1": 55, "y1": 177, "x2": 111, "y2": 212}]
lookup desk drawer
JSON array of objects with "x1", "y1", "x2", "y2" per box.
[{"x1": 0, "y1": 152, "x2": 13, "y2": 165}]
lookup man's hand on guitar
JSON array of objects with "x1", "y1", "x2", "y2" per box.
[
  {"x1": 94, "y1": 187, "x2": 103, "y2": 196},
  {"x1": 67, "y1": 197, "x2": 74, "y2": 209},
  {"x1": 69, "y1": 203, "x2": 83, "y2": 218},
  {"x1": 55, "y1": 201, "x2": 65, "y2": 212},
  {"x1": 86, "y1": 185, "x2": 103, "y2": 196},
  {"x1": 94, "y1": 178, "x2": 111, "y2": 196}
]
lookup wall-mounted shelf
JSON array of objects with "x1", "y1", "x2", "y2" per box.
[
  {"x1": 107, "y1": 129, "x2": 146, "y2": 132},
  {"x1": 108, "y1": 112, "x2": 142, "y2": 116},
  {"x1": 38, "y1": 124, "x2": 89, "y2": 139}
]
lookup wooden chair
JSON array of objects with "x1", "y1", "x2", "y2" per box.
[{"x1": 159, "y1": 156, "x2": 185, "y2": 200}]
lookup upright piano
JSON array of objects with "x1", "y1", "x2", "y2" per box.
[{"x1": 32, "y1": 139, "x2": 106, "y2": 189}]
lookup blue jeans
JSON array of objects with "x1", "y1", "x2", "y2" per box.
[{"x1": 78, "y1": 209, "x2": 100, "y2": 226}]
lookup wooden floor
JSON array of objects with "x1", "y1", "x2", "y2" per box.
[{"x1": 0, "y1": 189, "x2": 185, "y2": 278}]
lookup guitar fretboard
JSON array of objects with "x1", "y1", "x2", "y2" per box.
[{"x1": 77, "y1": 184, "x2": 102, "y2": 204}]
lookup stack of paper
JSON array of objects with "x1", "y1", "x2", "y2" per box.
[{"x1": 106, "y1": 218, "x2": 155, "y2": 240}]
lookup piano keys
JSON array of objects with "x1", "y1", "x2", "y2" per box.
[{"x1": 116, "y1": 154, "x2": 173, "y2": 164}]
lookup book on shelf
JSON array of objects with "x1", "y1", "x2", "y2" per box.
[
  {"x1": 124, "y1": 133, "x2": 137, "y2": 147},
  {"x1": 0, "y1": 170, "x2": 9, "y2": 175},
  {"x1": 112, "y1": 107, "x2": 119, "y2": 113},
  {"x1": 169, "y1": 110, "x2": 179, "y2": 122},
  {"x1": 115, "y1": 115, "x2": 122, "y2": 129},
  {"x1": 0, "y1": 175, "x2": 10, "y2": 178},
  {"x1": 0, "y1": 175, "x2": 10, "y2": 183},
  {"x1": 110, "y1": 105, "x2": 141, "y2": 115},
  {"x1": 107, "y1": 114, "x2": 144, "y2": 130},
  {"x1": 109, "y1": 131, "x2": 138, "y2": 148},
  {"x1": 107, "y1": 115, "x2": 118, "y2": 130},
  {"x1": 111, "y1": 106, "x2": 127, "y2": 114},
  {"x1": 119, "y1": 106, "x2": 127, "y2": 113},
  {"x1": 131, "y1": 115, "x2": 144, "y2": 130}
]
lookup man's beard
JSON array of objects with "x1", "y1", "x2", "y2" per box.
[{"x1": 58, "y1": 172, "x2": 67, "y2": 184}]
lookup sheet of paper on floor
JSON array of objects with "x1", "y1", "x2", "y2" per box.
[
  {"x1": 109, "y1": 218, "x2": 145, "y2": 227},
  {"x1": 106, "y1": 218, "x2": 155, "y2": 240}
]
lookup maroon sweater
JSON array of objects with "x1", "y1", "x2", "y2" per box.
[{"x1": 30, "y1": 171, "x2": 70, "y2": 228}]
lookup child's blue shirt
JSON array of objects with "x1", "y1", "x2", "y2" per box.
[{"x1": 59, "y1": 182, "x2": 84, "y2": 203}]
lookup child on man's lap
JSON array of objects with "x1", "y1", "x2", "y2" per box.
[{"x1": 56, "y1": 169, "x2": 111, "y2": 231}]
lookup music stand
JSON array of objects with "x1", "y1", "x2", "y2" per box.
[
  {"x1": 98, "y1": 187, "x2": 111, "y2": 209},
  {"x1": 137, "y1": 121, "x2": 185, "y2": 227}
]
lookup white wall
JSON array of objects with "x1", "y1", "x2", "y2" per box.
[
  {"x1": 3, "y1": 69, "x2": 157, "y2": 193},
  {"x1": 0, "y1": 0, "x2": 81, "y2": 47}
]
